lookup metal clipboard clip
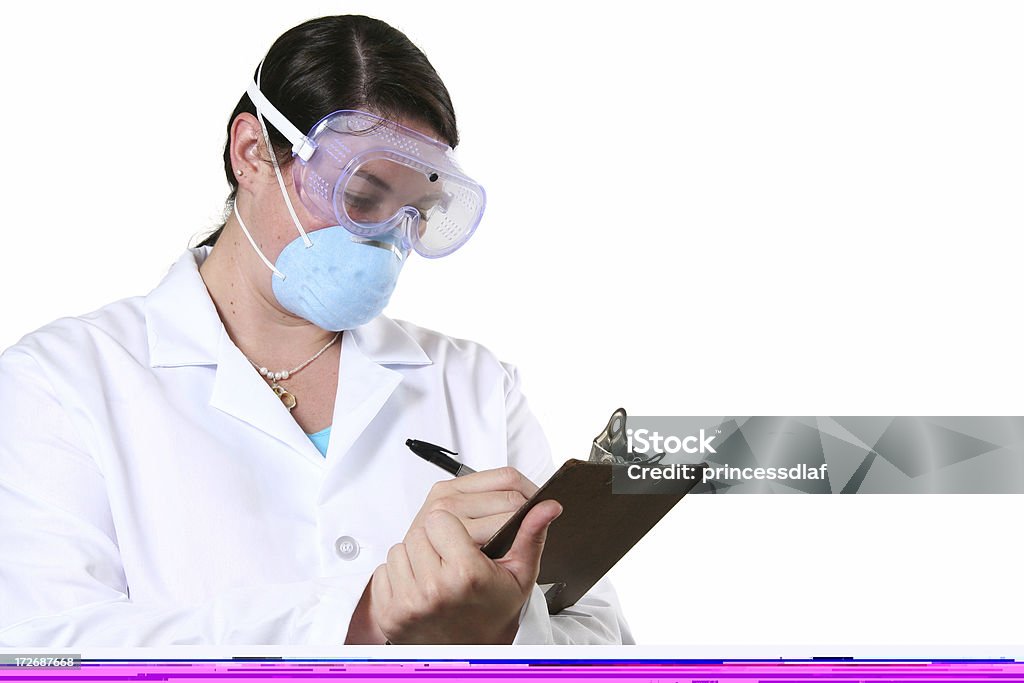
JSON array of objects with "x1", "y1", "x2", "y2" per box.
[
  {"x1": 589, "y1": 407, "x2": 632, "y2": 464},
  {"x1": 589, "y1": 407, "x2": 666, "y2": 466}
]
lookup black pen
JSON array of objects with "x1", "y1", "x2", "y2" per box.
[{"x1": 406, "y1": 439, "x2": 477, "y2": 477}]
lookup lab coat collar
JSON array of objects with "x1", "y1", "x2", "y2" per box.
[
  {"x1": 144, "y1": 247, "x2": 433, "y2": 469},
  {"x1": 347, "y1": 316, "x2": 432, "y2": 367},
  {"x1": 144, "y1": 248, "x2": 433, "y2": 369},
  {"x1": 145, "y1": 247, "x2": 222, "y2": 368}
]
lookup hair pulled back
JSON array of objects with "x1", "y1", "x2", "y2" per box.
[{"x1": 199, "y1": 15, "x2": 458, "y2": 247}]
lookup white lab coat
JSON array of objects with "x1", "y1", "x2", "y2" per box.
[{"x1": 0, "y1": 248, "x2": 632, "y2": 647}]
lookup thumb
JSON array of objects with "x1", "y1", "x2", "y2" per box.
[{"x1": 499, "y1": 499, "x2": 562, "y2": 591}]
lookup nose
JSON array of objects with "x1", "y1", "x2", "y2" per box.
[
  {"x1": 399, "y1": 206, "x2": 424, "y2": 237},
  {"x1": 346, "y1": 207, "x2": 419, "y2": 260},
  {"x1": 394, "y1": 207, "x2": 423, "y2": 250}
]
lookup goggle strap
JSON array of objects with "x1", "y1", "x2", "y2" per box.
[
  {"x1": 233, "y1": 202, "x2": 285, "y2": 279},
  {"x1": 246, "y1": 68, "x2": 316, "y2": 162}
]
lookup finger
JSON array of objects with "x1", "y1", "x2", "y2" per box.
[
  {"x1": 423, "y1": 509, "x2": 484, "y2": 564},
  {"x1": 385, "y1": 542, "x2": 417, "y2": 591},
  {"x1": 442, "y1": 467, "x2": 539, "y2": 498},
  {"x1": 433, "y1": 490, "x2": 529, "y2": 520},
  {"x1": 404, "y1": 526, "x2": 442, "y2": 579},
  {"x1": 464, "y1": 512, "x2": 522, "y2": 545},
  {"x1": 370, "y1": 563, "x2": 392, "y2": 610},
  {"x1": 500, "y1": 499, "x2": 563, "y2": 591}
]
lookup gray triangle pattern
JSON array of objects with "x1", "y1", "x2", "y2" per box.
[
  {"x1": 872, "y1": 417, "x2": 1002, "y2": 478},
  {"x1": 819, "y1": 431, "x2": 876, "y2": 494},
  {"x1": 831, "y1": 417, "x2": 896, "y2": 451}
]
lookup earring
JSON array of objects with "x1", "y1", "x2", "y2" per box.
[{"x1": 236, "y1": 169, "x2": 244, "y2": 176}]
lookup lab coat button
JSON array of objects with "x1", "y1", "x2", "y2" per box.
[{"x1": 335, "y1": 536, "x2": 360, "y2": 560}]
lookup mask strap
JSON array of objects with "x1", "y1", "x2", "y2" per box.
[
  {"x1": 251, "y1": 62, "x2": 314, "y2": 248},
  {"x1": 234, "y1": 202, "x2": 285, "y2": 280}
]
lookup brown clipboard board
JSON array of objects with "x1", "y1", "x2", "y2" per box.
[{"x1": 481, "y1": 459, "x2": 707, "y2": 614}]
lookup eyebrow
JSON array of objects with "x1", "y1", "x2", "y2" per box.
[{"x1": 354, "y1": 169, "x2": 391, "y2": 192}]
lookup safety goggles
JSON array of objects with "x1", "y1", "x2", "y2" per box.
[{"x1": 246, "y1": 80, "x2": 486, "y2": 259}]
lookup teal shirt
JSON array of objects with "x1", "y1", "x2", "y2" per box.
[{"x1": 307, "y1": 426, "x2": 331, "y2": 457}]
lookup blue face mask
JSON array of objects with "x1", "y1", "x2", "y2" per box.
[
  {"x1": 233, "y1": 201, "x2": 407, "y2": 332},
  {"x1": 272, "y1": 224, "x2": 405, "y2": 331}
]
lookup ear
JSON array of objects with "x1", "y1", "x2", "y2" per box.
[{"x1": 229, "y1": 113, "x2": 273, "y2": 183}]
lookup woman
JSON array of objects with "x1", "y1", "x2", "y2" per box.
[{"x1": 0, "y1": 15, "x2": 631, "y2": 645}]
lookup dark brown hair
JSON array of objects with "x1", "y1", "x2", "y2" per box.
[{"x1": 198, "y1": 15, "x2": 458, "y2": 247}]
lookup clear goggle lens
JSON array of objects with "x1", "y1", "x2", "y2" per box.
[{"x1": 294, "y1": 111, "x2": 486, "y2": 259}]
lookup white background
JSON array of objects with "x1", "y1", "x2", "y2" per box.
[{"x1": 1, "y1": 1, "x2": 1022, "y2": 651}]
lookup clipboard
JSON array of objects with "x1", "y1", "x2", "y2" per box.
[{"x1": 481, "y1": 458, "x2": 707, "y2": 614}]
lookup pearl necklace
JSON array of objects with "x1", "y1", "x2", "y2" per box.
[{"x1": 245, "y1": 332, "x2": 341, "y2": 412}]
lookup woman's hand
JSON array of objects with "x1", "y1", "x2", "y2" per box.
[
  {"x1": 345, "y1": 466, "x2": 545, "y2": 644},
  {"x1": 370, "y1": 500, "x2": 563, "y2": 644},
  {"x1": 404, "y1": 467, "x2": 538, "y2": 546}
]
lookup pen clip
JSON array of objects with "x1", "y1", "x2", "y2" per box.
[{"x1": 407, "y1": 439, "x2": 459, "y2": 457}]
